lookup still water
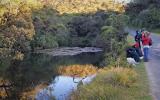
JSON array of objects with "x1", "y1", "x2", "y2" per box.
[
  {"x1": 36, "y1": 75, "x2": 96, "y2": 100},
  {"x1": 0, "y1": 52, "x2": 103, "y2": 100}
]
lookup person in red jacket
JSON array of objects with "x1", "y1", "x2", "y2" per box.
[
  {"x1": 142, "y1": 31, "x2": 152, "y2": 62},
  {"x1": 133, "y1": 41, "x2": 143, "y2": 59}
]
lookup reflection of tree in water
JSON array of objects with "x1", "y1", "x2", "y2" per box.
[
  {"x1": 0, "y1": 54, "x2": 58, "y2": 99},
  {"x1": 0, "y1": 52, "x2": 103, "y2": 99}
]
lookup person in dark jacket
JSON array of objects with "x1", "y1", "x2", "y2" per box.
[
  {"x1": 126, "y1": 46, "x2": 140, "y2": 62},
  {"x1": 132, "y1": 41, "x2": 143, "y2": 59},
  {"x1": 135, "y1": 30, "x2": 142, "y2": 48}
]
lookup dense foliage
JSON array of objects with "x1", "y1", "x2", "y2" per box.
[
  {"x1": 0, "y1": 0, "x2": 41, "y2": 60},
  {"x1": 0, "y1": 0, "x2": 128, "y2": 65},
  {"x1": 58, "y1": 64, "x2": 97, "y2": 77},
  {"x1": 126, "y1": 0, "x2": 160, "y2": 29}
]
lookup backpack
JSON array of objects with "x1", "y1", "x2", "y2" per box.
[
  {"x1": 149, "y1": 38, "x2": 152, "y2": 46},
  {"x1": 135, "y1": 34, "x2": 142, "y2": 42}
]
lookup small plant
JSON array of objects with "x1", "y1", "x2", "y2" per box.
[{"x1": 13, "y1": 51, "x2": 24, "y2": 61}]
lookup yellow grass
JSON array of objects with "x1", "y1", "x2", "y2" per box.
[
  {"x1": 21, "y1": 83, "x2": 48, "y2": 100},
  {"x1": 58, "y1": 64, "x2": 98, "y2": 77},
  {"x1": 71, "y1": 65, "x2": 151, "y2": 100},
  {"x1": 0, "y1": 79, "x2": 10, "y2": 98}
]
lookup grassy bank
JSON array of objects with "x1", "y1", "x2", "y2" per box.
[
  {"x1": 70, "y1": 63, "x2": 151, "y2": 100},
  {"x1": 150, "y1": 29, "x2": 160, "y2": 34},
  {"x1": 70, "y1": 35, "x2": 152, "y2": 100}
]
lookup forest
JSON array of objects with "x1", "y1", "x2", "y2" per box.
[
  {"x1": 126, "y1": 0, "x2": 160, "y2": 30},
  {"x1": 0, "y1": 0, "x2": 128, "y2": 66}
]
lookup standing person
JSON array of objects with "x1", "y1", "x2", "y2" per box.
[
  {"x1": 141, "y1": 29, "x2": 145, "y2": 39},
  {"x1": 142, "y1": 32, "x2": 152, "y2": 62},
  {"x1": 135, "y1": 30, "x2": 142, "y2": 48}
]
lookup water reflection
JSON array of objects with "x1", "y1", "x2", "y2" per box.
[
  {"x1": 36, "y1": 75, "x2": 96, "y2": 100},
  {"x1": 0, "y1": 52, "x2": 103, "y2": 99}
]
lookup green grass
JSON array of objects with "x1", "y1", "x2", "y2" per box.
[
  {"x1": 70, "y1": 35, "x2": 152, "y2": 100},
  {"x1": 150, "y1": 28, "x2": 160, "y2": 34},
  {"x1": 131, "y1": 63, "x2": 152, "y2": 100}
]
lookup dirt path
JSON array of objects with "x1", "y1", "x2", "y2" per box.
[{"x1": 126, "y1": 28, "x2": 160, "y2": 100}]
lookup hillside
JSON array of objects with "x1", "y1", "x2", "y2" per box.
[{"x1": 41, "y1": 0, "x2": 125, "y2": 14}]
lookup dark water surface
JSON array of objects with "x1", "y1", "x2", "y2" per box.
[{"x1": 0, "y1": 52, "x2": 103, "y2": 99}]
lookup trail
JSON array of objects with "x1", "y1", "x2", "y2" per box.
[{"x1": 126, "y1": 28, "x2": 160, "y2": 100}]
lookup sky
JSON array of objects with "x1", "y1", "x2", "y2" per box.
[
  {"x1": 115, "y1": 0, "x2": 131, "y2": 3},
  {"x1": 98, "y1": 0, "x2": 131, "y2": 3}
]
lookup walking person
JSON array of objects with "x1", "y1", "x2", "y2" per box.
[{"x1": 142, "y1": 31, "x2": 152, "y2": 62}]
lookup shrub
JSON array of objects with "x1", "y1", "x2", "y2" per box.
[
  {"x1": 106, "y1": 14, "x2": 129, "y2": 30},
  {"x1": 13, "y1": 51, "x2": 24, "y2": 61},
  {"x1": 58, "y1": 64, "x2": 97, "y2": 77},
  {"x1": 31, "y1": 34, "x2": 58, "y2": 50}
]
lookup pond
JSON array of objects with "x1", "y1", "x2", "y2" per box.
[{"x1": 0, "y1": 48, "x2": 104, "y2": 100}]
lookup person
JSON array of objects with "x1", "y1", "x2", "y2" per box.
[
  {"x1": 132, "y1": 41, "x2": 143, "y2": 59},
  {"x1": 135, "y1": 30, "x2": 142, "y2": 48},
  {"x1": 142, "y1": 31, "x2": 152, "y2": 62},
  {"x1": 126, "y1": 46, "x2": 140, "y2": 63}
]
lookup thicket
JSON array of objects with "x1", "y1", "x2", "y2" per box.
[
  {"x1": 0, "y1": 0, "x2": 41, "y2": 60},
  {"x1": 126, "y1": 0, "x2": 160, "y2": 29}
]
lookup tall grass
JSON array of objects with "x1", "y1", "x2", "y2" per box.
[
  {"x1": 70, "y1": 64, "x2": 151, "y2": 100},
  {"x1": 58, "y1": 64, "x2": 97, "y2": 77}
]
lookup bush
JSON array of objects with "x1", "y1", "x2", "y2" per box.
[
  {"x1": 106, "y1": 14, "x2": 129, "y2": 30},
  {"x1": 93, "y1": 26, "x2": 118, "y2": 48},
  {"x1": 31, "y1": 34, "x2": 58, "y2": 50},
  {"x1": 97, "y1": 26, "x2": 127, "y2": 66},
  {"x1": 58, "y1": 64, "x2": 97, "y2": 77}
]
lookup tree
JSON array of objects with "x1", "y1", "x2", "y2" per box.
[
  {"x1": 0, "y1": 1, "x2": 36, "y2": 60},
  {"x1": 127, "y1": 0, "x2": 160, "y2": 29}
]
